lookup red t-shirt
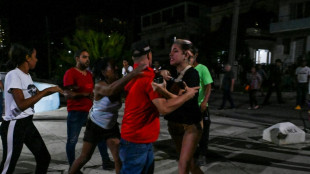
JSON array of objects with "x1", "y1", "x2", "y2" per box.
[
  {"x1": 63, "y1": 68, "x2": 93, "y2": 112},
  {"x1": 121, "y1": 65, "x2": 161, "y2": 144}
]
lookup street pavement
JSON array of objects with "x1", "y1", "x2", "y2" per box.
[{"x1": 1, "y1": 91, "x2": 310, "y2": 174}]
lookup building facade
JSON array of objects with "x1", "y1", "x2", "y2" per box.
[
  {"x1": 270, "y1": 0, "x2": 310, "y2": 65},
  {"x1": 140, "y1": 1, "x2": 207, "y2": 62}
]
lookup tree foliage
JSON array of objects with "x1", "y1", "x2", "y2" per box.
[
  {"x1": 54, "y1": 30, "x2": 126, "y2": 84},
  {"x1": 60, "y1": 29, "x2": 125, "y2": 64}
]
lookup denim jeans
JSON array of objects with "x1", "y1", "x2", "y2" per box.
[
  {"x1": 119, "y1": 138, "x2": 154, "y2": 174},
  {"x1": 66, "y1": 111, "x2": 109, "y2": 166}
]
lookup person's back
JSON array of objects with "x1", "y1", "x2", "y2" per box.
[
  {"x1": 122, "y1": 65, "x2": 160, "y2": 143},
  {"x1": 120, "y1": 41, "x2": 162, "y2": 174}
]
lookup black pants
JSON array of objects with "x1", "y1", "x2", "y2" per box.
[
  {"x1": 263, "y1": 84, "x2": 284, "y2": 104},
  {"x1": 198, "y1": 108, "x2": 211, "y2": 155},
  {"x1": 296, "y1": 83, "x2": 308, "y2": 106},
  {"x1": 220, "y1": 89, "x2": 235, "y2": 108},
  {"x1": 0, "y1": 116, "x2": 51, "y2": 174},
  {"x1": 249, "y1": 89, "x2": 258, "y2": 107}
]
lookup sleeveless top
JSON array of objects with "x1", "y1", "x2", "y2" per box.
[{"x1": 90, "y1": 96, "x2": 122, "y2": 129}]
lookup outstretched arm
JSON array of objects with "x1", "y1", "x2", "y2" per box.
[
  {"x1": 63, "y1": 85, "x2": 92, "y2": 100},
  {"x1": 151, "y1": 81, "x2": 177, "y2": 99},
  {"x1": 12, "y1": 86, "x2": 63, "y2": 111},
  {"x1": 95, "y1": 64, "x2": 147, "y2": 96},
  {"x1": 152, "y1": 85, "x2": 199, "y2": 115}
]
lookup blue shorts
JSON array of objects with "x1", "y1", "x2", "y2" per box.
[{"x1": 119, "y1": 138, "x2": 154, "y2": 174}]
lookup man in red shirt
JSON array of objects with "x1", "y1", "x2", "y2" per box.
[
  {"x1": 63, "y1": 50, "x2": 112, "y2": 172},
  {"x1": 120, "y1": 41, "x2": 199, "y2": 174}
]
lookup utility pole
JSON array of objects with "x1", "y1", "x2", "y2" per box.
[{"x1": 228, "y1": 0, "x2": 240, "y2": 65}]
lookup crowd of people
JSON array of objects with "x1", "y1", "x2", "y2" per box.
[
  {"x1": 1, "y1": 38, "x2": 310, "y2": 174},
  {"x1": 217, "y1": 57, "x2": 310, "y2": 112},
  {"x1": 0, "y1": 39, "x2": 213, "y2": 174}
]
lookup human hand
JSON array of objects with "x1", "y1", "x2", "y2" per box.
[
  {"x1": 183, "y1": 82, "x2": 200, "y2": 99},
  {"x1": 152, "y1": 80, "x2": 167, "y2": 91},
  {"x1": 45, "y1": 86, "x2": 64, "y2": 95},
  {"x1": 87, "y1": 92, "x2": 94, "y2": 100},
  {"x1": 160, "y1": 70, "x2": 172, "y2": 81},
  {"x1": 200, "y1": 102, "x2": 207, "y2": 113}
]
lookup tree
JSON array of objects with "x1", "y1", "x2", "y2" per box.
[{"x1": 54, "y1": 29, "x2": 126, "y2": 84}]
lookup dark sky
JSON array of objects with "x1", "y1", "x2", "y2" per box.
[
  {"x1": 0, "y1": 0, "x2": 203, "y2": 42},
  {"x1": 0, "y1": 0, "x2": 228, "y2": 44},
  {"x1": 0, "y1": 0, "x2": 230, "y2": 78}
]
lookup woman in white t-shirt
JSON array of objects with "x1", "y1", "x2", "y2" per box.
[{"x1": 0, "y1": 44, "x2": 63, "y2": 174}]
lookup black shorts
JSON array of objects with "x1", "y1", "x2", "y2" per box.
[{"x1": 83, "y1": 119, "x2": 120, "y2": 144}]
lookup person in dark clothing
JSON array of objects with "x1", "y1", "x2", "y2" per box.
[
  {"x1": 263, "y1": 59, "x2": 285, "y2": 105},
  {"x1": 161, "y1": 39, "x2": 203, "y2": 173},
  {"x1": 218, "y1": 64, "x2": 235, "y2": 110}
]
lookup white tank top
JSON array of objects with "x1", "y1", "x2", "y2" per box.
[{"x1": 90, "y1": 96, "x2": 122, "y2": 129}]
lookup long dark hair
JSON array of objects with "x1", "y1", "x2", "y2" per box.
[
  {"x1": 93, "y1": 58, "x2": 115, "y2": 82},
  {"x1": 7, "y1": 44, "x2": 35, "y2": 69}
]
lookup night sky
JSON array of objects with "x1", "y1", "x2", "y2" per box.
[
  {"x1": 0, "y1": 0, "x2": 207, "y2": 43},
  {"x1": 0, "y1": 0, "x2": 231, "y2": 79},
  {"x1": 0, "y1": 0, "x2": 222, "y2": 42}
]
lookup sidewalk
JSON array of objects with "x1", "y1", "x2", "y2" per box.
[{"x1": 1, "y1": 91, "x2": 310, "y2": 173}]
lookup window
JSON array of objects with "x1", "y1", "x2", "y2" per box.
[
  {"x1": 152, "y1": 13, "x2": 161, "y2": 25},
  {"x1": 142, "y1": 16, "x2": 151, "y2": 27},
  {"x1": 290, "y1": 2, "x2": 310, "y2": 20},
  {"x1": 162, "y1": 9, "x2": 172, "y2": 23},
  {"x1": 188, "y1": 4, "x2": 199, "y2": 18},
  {"x1": 255, "y1": 49, "x2": 271, "y2": 64},
  {"x1": 157, "y1": 38, "x2": 165, "y2": 49},
  {"x1": 174, "y1": 5, "x2": 185, "y2": 22},
  {"x1": 306, "y1": 1, "x2": 310, "y2": 17},
  {"x1": 283, "y1": 38, "x2": 291, "y2": 55}
]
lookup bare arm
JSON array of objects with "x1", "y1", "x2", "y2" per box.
[
  {"x1": 231, "y1": 79, "x2": 235, "y2": 92},
  {"x1": 0, "y1": 81, "x2": 3, "y2": 91},
  {"x1": 95, "y1": 64, "x2": 147, "y2": 96},
  {"x1": 151, "y1": 81, "x2": 177, "y2": 99},
  {"x1": 12, "y1": 86, "x2": 63, "y2": 111},
  {"x1": 152, "y1": 86, "x2": 199, "y2": 115},
  {"x1": 63, "y1": 86, "x2": 92, "y2": 100},
  {"x1": 200, "y1": 84, "x2": 212, "y2": 112}
]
